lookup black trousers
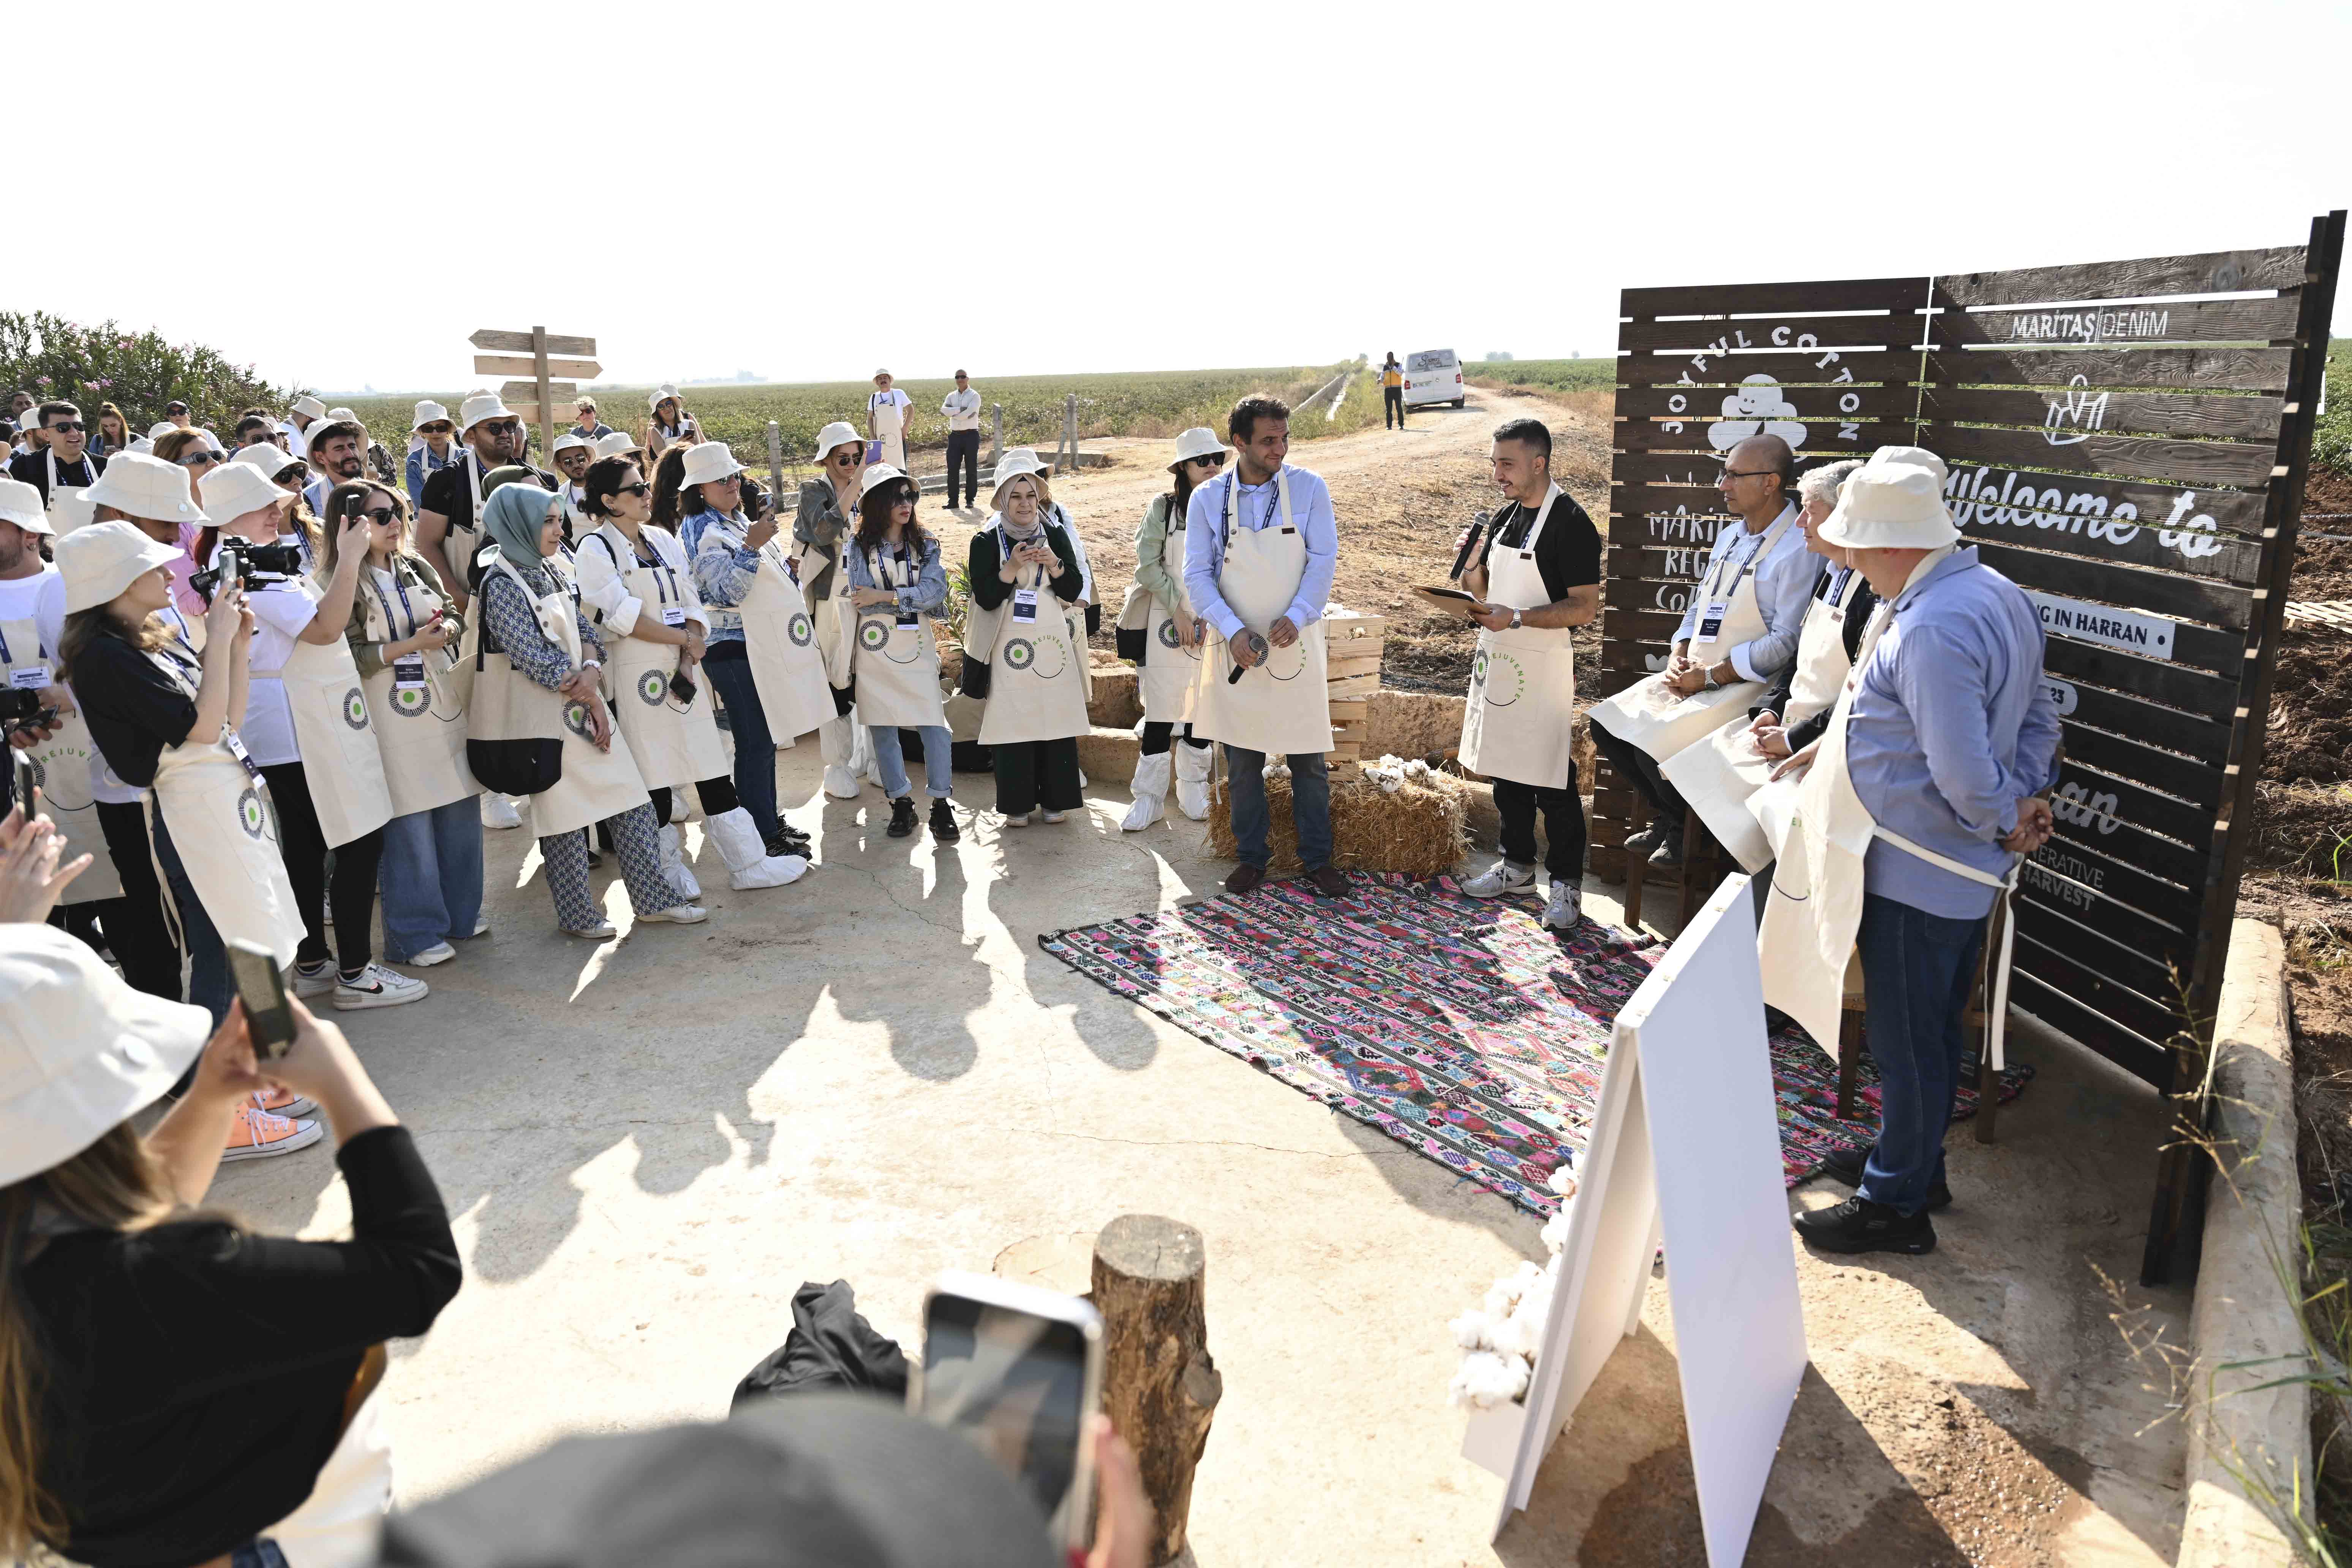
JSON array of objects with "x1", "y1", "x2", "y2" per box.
[
  {"x1": 92, "y1": 799, "x2": 185, "y2": 1001},
  {"x1": 1587, "y1": 724, "x2": 1689, "y2": 836},
  {"x1": 1494, "y1": 770, "x2": 1588, "y2": 880},
  {"x1": 1383, "y1": 387, "x2": 1405, "y2": 428},
  {"x1": 262, "y1": 761, "x2": 385, "y2": 974},
  {"x1": 993, "y1": 737, "x2": 1082, "y2": 816},
  {"x1": 946, "y1": 429, "x2": 981, "y2": 507},
  {"x1": 1138, "y1": 721, "x2": 1210, "y2": 757},
  {"x1": 646, "y1": 778, "x2": 740, "y2": 825}
]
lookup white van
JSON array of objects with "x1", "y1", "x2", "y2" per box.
[{"x1": 1405, "y1": 348, "x2": 1464, "y2": 409}]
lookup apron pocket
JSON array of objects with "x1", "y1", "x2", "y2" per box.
[{"x1": 467, "y1": 737, "x2": 563, "y2": 796}]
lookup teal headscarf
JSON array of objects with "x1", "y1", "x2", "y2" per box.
[{"x1": 480, "y1": 482, "x2": 561, "y2": 582}]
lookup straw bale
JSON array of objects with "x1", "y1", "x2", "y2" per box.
[{"x1": 1206, "y1": 765, "x2": 1469, "y2": 878}]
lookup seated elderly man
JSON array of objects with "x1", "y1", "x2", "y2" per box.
[
  {"x1": 1587, "y1": 432, "x2": 1818, "y2": 870},
  {"x1": 1760, "y1": 454, "x2": 2060, "y2": 1257}
]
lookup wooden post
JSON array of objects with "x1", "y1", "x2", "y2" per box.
[
  {"x1": 530, "y1": 325, "x2": 553, "y2": 466},
  {"x1": 989, "y1": 402, "x2": 1003, "y2": 471},
  {"x1": 1064, "y1": 392, "x2": 1078, "y2": 473},
  {"x1": 1091, "y1": 1215, "x2": 1220, "y2": 1566},
  {"x1": 766, "y1": 419, "x2": 784, "y2": 499}
]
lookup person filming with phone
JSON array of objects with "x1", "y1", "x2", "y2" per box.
[{"x1": 0, "y1": 919, "x2": 462, "y2": 1568}]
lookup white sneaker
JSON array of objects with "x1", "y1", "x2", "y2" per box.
[
  {"x1": 823, "y1": 764, "x2": 862, "y2": 799},
  {"x1": 481, "y1": 793, "x2": 522, "y2": 830},
  {"x1": 561, "y1": 918, "x2": 617, "y2": 940},
  {"x1": 1041, "y1": 809, "x2": 1069, "y2": 824},
  {"x1": 464, "y1": 917, "x2": 491, "y2": 938},
  {"x1": 400, "y1": 942, "x2": 457, "y2": 967},
  {"x1": 1003, "y1": 811, "x2": 1032, "y2": 828},
  {"x1": 1543, "y1": 880, "x2": 1584, "y2": 931},
  {"x1": 334, "y1": 963, "x2": 430, "y2": 1011},
  {"x1": 639, "y1": 901, "x2": 709, "y2": 924},
  {"x1": 292, "y1": 961, "x2": 337, "y2": 998},
  {"x1": 1461, "y1": 859, "x2": 1536, "y2": 899}
]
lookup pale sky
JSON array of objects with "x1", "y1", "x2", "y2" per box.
[{"x1": 15, "y1": 0, "x2": 2345, "y2": 393}]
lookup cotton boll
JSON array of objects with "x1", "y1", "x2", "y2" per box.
[
  {"x1": 1448, "y1": 1350, "x2": 1532, "y2": 1409},
  {"x1": 1449, "y1": 1307, "x2": 1499, "y2": 1351},
  {"x1": 1489, "y1": 1304, "x2": 1543, "y2": 1360},
  {"x1": 1540, "y1": 1199, "x2": 1578, "y2": 1255},
  {"x1": 1547, "y1": 1164, "x2": 1579, "y2": 1198},
  {"x1": 1404, "y1": 758, "x2": 1432, "y2": 780},
  {"x1": 1481, "y1": 1259, "x2": 1542, "y2": 1317}
]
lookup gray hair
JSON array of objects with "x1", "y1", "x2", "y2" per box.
[{"x1": 1796, "y1": 458, "x2": 1863, "y2": 509}]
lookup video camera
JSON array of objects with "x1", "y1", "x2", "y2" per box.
[{"x1": 191, "y1": 537, "x2": 306, "y2": 603}]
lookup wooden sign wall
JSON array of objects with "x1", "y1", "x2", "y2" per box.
[{"x1": 1593, "y1": 215, "x2": 2345, "y2": 1274}]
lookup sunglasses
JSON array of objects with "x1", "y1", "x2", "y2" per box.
[
  {"x1": 1189, "y1": 454, "x2": 1227, "y2": 469},
  {"x1": 478, "y1": 420, "x2": 520, "y2": 436},
  {"x1": 614, "y1": 481, "x2": 651, "y2": 498},
  {"x1": 418, "y1": 423, "x2": 452, "y2": 436},
  {"x1": 361, "y1": 507, "x2": 399, "y2": 523},
  {"x1": 177, "y1": 452, "x2": 220, "y2": 468},
  {"x1": 831, "y1": 452, "x2": 859, "y2": 465},
  {"x1": 47, "y1": 421, "x2": 84, "y2": 434}
]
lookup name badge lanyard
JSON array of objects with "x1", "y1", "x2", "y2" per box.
[
  {"x1": 1697, "y1": 521, "x2": 1771, "y2": 642},
  {"x1": 635, "y1": 535, "x2": 687, "y2": 626},
  {"x1": 375, "y1": 569, "x2": 436, "y2": 690},
  {"x1": 0, "y1": 621, "x2": 51, "y2": 689},
  {"x1": 999, "y1": 525, "x2": 1045, "y2": 623},
  {"x1": 871, "y1": 544, "x2": 922, "y2": 627},
  {"x1": 1219, "y1": 472, "x2": 1288, "y2": 570},
  {"x1": 156, "y1": 642, "x2": 263, "y2": 780}
]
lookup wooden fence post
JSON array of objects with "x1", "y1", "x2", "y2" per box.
[
  {"x1": 530, "y1": 325, "x2": 553, "y2": 463},
  {"x1": 765, "y1": 419, "x2": 784, "y2": 501},
  {"x1": 1091, "y1": 1215, "x2": 1221, "y2": 1566},
  {"x1": 989, "y1": 403, "x2": 1003, "y2": 471}
]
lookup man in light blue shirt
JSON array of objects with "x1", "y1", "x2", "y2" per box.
[
  {"x1": 1183, "y1": 395, "x2": 1347, "y2": 898},
  {"x1": 1792, "y1": 456, "x2": 2060, "y2": 1258}
]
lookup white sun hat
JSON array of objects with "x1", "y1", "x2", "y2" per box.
[
  {"x1": 57, "y1": 519, "x2": 190, "y2": 613},
  {"x1": 0, "y1": 476, "x2": 51, "y2": 533},
  {"x1": 1817, "y1": 461, "x2": 1958, "y2": 551},
  {"x1": 1169, "y1": 427, "x2": 1233, "y2": 471},
  {"x1": 648, "y1": 384, "x2": 682, "y2": 413},
  {"x1": 0, "y1": 923, "x2": 213, "y2": 1187},
  {"x1": 411, "y1": 400, "x2": 452, "y2": 432},
  {"x1": 593, "y1": 430, "x2": 636, "y2": 458},
  {"x1": 680, "y1": 442, "x2": 745, "y2": 487},
  {"x1": 1865, "y1": 444, "x2": 1951, "y2": 489},
  {"x1": 237, "y1": 443, "x2": 308, "y2": 481},
  {"x1": 552, "y1": 431, "x2": 594, "y2": 457},
  {"x1": 860, "y1": 463, "x2": 907, "y2": 492},
  {"x1": 145, "y1": 420, "x2": 178, "y2": 441},
  {"x1": 199, "y1": 460, "x2": 298, "y2": 527},
  {"x1": 990, "y1": 447, "x2": 1048, "y2": 494},
  {"x1": 458, "y1": 392, "x2": 518, "y2": 436},
  {"x1": 82, "y1": 450, "x2": 206, "y2": 526},
  {"x1": 812, "y1": 420, "x2": 862, "y2": 461},
  {"x1": 290, "y1": 395, "x2": 328, "y2": 422}
]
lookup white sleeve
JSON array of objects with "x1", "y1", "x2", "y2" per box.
[{"x1": 571, "y1": 534, "x2": 643, "y2": 636}]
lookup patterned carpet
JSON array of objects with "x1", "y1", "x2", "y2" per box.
[{"x1": 1039, "y1": 871, "x2": 2032, "y2": 1218}]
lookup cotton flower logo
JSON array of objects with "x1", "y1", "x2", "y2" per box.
[{"x1": 1707, "y1": 373, "x2": 1807, "y2": 453}]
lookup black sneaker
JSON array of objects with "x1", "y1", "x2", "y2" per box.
[
  {"x1": 1793, "y1": 1196, "x2": 1936, "y2": 1255},
  {"x1": 929, "y1": 798, "x2": 961, "y2": 843},
  {"x1": 886, "y1": 797, "x2": 918, "y2": 838},
  {"x1": 765, "y1": 823, "x2": 812, "y2": 858},
  {"x1": 1622, "y1": 822, "x2": 1669, "y2": 857},
  {"x1": 1815, "y1": 1145, "x2": 1952, "y2": 1211},
  {"x1": 1647, "y1": 832, "x2": 1683, "y2": 869}
]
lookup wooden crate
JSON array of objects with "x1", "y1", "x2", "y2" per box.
[{"x1": 1324, "y1": 609, "x2": 1386, "y2": 774}]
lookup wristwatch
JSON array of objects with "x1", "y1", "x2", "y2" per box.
[
  {"x1": 1508, "y1": 609, "x2": 1523, "y2": 631},
  {"x1": 1701, "y1": 672, "x2": 1721, "y2": 693}
]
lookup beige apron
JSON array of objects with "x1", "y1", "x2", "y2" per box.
[
  {"x1": 145, "y1": 648, "x2": 305, "y2": 968},
  {"x1": 801, "y1": 486, "x2": 860, "y2": 691},
  {"x1": 1664, "y1": 562, "x2": 1857, "y2": 873},
  {"x1": 468, "y1": 556, "x2": 650, "y2": 838},
  {"x1": 277, "y1": 596, "x2": 395, "y2": 847},
  {"x1": 358, "y1": 564, "x2": 478, "y2": 817},
  {"x1": 1458, "y1": 485, "x2": 1575, "y2": 787},
  {"x1": 43, "y1": 450, "x2": 96, "y2": 534},
  {"x1": 1188, "y1": 471, "x2": 1331, "y2": 756},
  {"x1": 1, "y1": 607, "x2": 121, "y2": 902},
  {"x1": 264, "y1": 1385, "x2": 394, "y2": 1568},
  {"x1": 1128, "y1": 493, "x2": 1200, "y2": 724},
  {"x1": 872, "y1": 394, "x2": 907, "y2": 469},
  {"x1": 1587, "y1": 505, "x2": 1797, "y2": 762},
  {"x1": 586, "y1": 527, "x2": 729, "y2": 790},
  {"x1": 1053, "y1": 504, "x2": 1097, "y2": 707},
  {"x1": 851, "y1": 542, "x2": 949, "y2": 728},
  {"x1": 974, "y1": 527, "x2": 1091, "y2": 746},
  {"x1": 717, "y1": 515, "x2": 839, "y2": 742}
]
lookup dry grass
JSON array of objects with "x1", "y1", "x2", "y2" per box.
[{"x1": 1206, "y1": 766, "x2": 1469, "y2": 877}]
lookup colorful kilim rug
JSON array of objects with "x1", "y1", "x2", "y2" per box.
[{"x1": 1039, "y1": 871, "x2": 2033, "y2": 1219}]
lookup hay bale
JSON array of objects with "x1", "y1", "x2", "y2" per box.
[{"x1": 1207, "y1": 764, "x2": 1468, "y2": 878}]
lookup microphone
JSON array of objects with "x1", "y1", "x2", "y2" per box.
[
  {"x1": 1227, "y1": 630, "x2": 1268, "y2": 684},
  {"x1": 1449, "y1": 511, "x2": 1491, "y2": 581}
]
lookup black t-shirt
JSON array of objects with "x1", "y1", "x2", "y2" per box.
[
  {"x1": 1475, "y1": 491, "x2": 1602, "y2": 604},
  {"x1": 7, "y1": 449, "x2": 106, "y2": 502},
  {"x1": 72, "y1": 626, "x2": 198, "y2": 788},
  {"x1": 417, "y1": 457, "x2": 556, "y2": 534}
]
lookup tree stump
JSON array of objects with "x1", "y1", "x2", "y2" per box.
[{"x1": 1091, "y1": 1214, "x2": 1222, "y2": 1565}]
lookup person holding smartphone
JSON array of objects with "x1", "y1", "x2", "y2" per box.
[
  {"x1": 0, "y1": 922, "x2": 462, "y2": 1568},
  {"x1": 965, "y1": 468, "x2": 1088, "y2": 827},
  {"x1": 793, "y1": 422, "x2": 871, "y2": 800},
  {"x1": 846, "y1": 466, "x2": 959, "y2": 843},
  {"x1": 327, "y1": 480, "x2": 487, "y2": 968}
]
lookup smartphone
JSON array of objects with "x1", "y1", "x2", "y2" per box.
[
  {"x1": 913, "y1": 1271, "x2": 1104, "y2": 1549},
  {"x1": 225, "y1": 937, "x2": 298, "y2": 1061},
  {"x1": 667, "y1": 668, "x2": 698, "y2": 704},
  {"x1": 341, "y1": 492, "x2": 364, "y2": 523}
]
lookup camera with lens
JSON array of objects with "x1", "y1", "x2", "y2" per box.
[{"x1": 191, "y1": 538, "x2": 306, "y2": 603}]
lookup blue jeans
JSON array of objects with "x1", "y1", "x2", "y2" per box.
[
  {"x1": 1222, "y1": 746, "x2": 1332, "y2": 870},
  {"x1": 149, "y1": 800, "x2": 230, "y2": 1027},
  {"x1": 379, "y1": 796, "x2": 486, "y2": 960},
  {"x1": 1856, "y1": 893, "x2": 1988, "y2": 1216},
  {"x1": 229, "y1": 1540, "x2": 288, "y2": 1568},
  {"x1": 870, "y1": 725, "x2": 952, "y2": 800},
  {"x1": 703, "y1": 654, "x2": 778, "y2": 839}
]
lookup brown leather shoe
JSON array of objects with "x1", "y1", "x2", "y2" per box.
[
  {"x1": 1306, "y1": 865, "x2": 1350, "y2": 899},
  {"x1": 1224, "y1": 863, "x2": 1267, "y2": 895}
]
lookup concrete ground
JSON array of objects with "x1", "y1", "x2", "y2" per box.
[{"x1": 223, "y1": 751, "x2": 2190, "y2": 1565}]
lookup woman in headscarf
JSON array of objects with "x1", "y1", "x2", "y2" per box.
[
  {"x1": 793, "y1": 421, "x2": 870, "y2": 800},
  {"x1": 964, "y1": 468, "x2": 1088, "y2": 827},
  {"x1": 470, "y1": 483, "x2": 707, "y2": 936}
]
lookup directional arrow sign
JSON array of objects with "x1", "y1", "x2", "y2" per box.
[
  {"x1": 470, "y1": 328, "x2": 595, "y2": 357},
  {"x1": 474, "y1": 354, "x2": 601, "y2": 380},
  {"x1": 501, "y1": 380, "x2": 577, "y2": 404}
]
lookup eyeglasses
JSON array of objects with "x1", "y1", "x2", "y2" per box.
[
  {"x1": 615, "y1": 481, "x2": 651, "y2": 498},
  {"x1": 177, "y1": 452, "x2": 220, "y2": 468},
  {"x1": 711, "y1": 474, "x2": 742, "y2": 485},
  {"x1": 362, "y1": 507, "x2": 399, "y2": 523},
  {"x1": 1189, "y1": 454, "x2": 1226, "y2": 469},
  {"x1": 47, "y1": 421, "x2": 84, "y2": 434},
  {"x1": 831, "y1": 451, "x2": 859, "y2": 465},
  {"x1": 418, "y1": 423, "x2": 452, "y2": 436},
  {"x1": 1720, "y1": 467, "x2": 1779, "y2": 482},
  {"x1": 479, "y1": 420, "x2": 520, "y2": 436},
  {"x1": 165, "y1": 405, "x2": 189, "y2": 415}
]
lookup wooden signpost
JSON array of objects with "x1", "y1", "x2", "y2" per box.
[
  {"x1": 469, "y1": 326, "x2": 599, "y2": 457},
  {"x1": 1591, "y1": 213, "x2": 2346, "y2": 1283}
]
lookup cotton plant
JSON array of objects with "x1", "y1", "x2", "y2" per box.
[{"x1": 1446, "y1": 1163, "x2": 1579, "y2": 1410}]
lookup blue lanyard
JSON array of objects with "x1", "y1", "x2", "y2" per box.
[
  {"x1": 631, "y1": 535, "x2": 679, "y2": 605},
  {"x1": 0, "y1": 621, "x2": 32, "y2": 667}
]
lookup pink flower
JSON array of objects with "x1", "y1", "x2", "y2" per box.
[{"x1": 34, "y1": 375, "x2": 50, "y2": 387}]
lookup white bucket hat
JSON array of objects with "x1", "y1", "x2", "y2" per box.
[
  {"x1": 412, "y1": 400, "x2": 452, "y2": 432},
  {"x1": 860, "y1": 463, "x2": 907, "y2": 496},
  {"x1": 552, "y1": 431, "x2": 594, "y2": 457},
  {"x1": 1169, "y1": 427, "x2": 1232, "y2": 471},
  {"x1": 990, "y1": 448, "x2": 1048, "y2": 501},
  {"x1": 680, "y1": 442, "x2": 744, "y2": 487},
  {"x1": 237, "y1": 443, "x2": 307, "y2": 481},
  {"x1": 0, "y1": 476, "x2": 51, "y2": 533},
  {"x1": 290, "y1": 395, "x2": 327, "y2": 422},
  {"x1": 328, "y1": 406, "x2": 360, "y2": 424},
  {"x1": 1864, "y1": 444, "x2": 1951, "y2": 490},
  {"x1": 593, "y1": 430, "x2": 637, "y2": 458},
  {"x1": 459, "y1": 392, "x2": 518, "y2": 436},
  {"x1": 83, "y1": 450, "x2": 206, "y2": 526},
  {"x1": 648, "y1": 384, "x2": 682, "y2": 414},
  {"x1": 1817, "y1": 462, "x2": 1958, "y2": 551},
  {"x1": 199, "y1": 461, "x2": 298, "y2": 527},
  {"x1": 0, "y1": 923, "x2": 212, "y2": 1187},
  {"x1": 813, "y1": 420, "x2": 861, "y2": 461},
  {"x1": 145, "y1": 420, "x2": 178, "y2": 441},
  {"x1": 57, "y1": 519, "x2": 190, "y2": 612}
]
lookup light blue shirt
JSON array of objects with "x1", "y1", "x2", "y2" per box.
[
  {"x1": 405, "y1": 444, "x2": 456, "y2": 508},
  {"x1": 845, "y1": 535, "x2": 948, "y2": 616},
  {"x1": 1181, "y1": 465, "x2": 1338, "y2": 642},
  {"x1": 1846, "y1": 547, "x2": 2063, "y2": 919},
  {"x1": 1670, "y1": 502, "x2": 1818, "y2": 682},
  {"x1": 684, "y1": 507, "x2": 758, "y2": 646}
]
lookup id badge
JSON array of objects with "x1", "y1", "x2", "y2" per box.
[
  {"x1": 661, "y1": 605, "x2": 687, "y2": 628},
  {"x1": 9, "y1": 665, "x2": 46, "y2": 691},
  {"x1": 1012, "y1": 588, "x2": 1039, "y2": 624},
  {"x1": 223, "y1": 729, "x2": 262, "y2": 781},
  {"x1": 392, "y1": 656, "x2": 427, "y2": 692},
  {"x1": 1697, "y1": 599, "x2": 1729, "y2": 641},
  {"x1": 895, "y1": 608, "x2": 920, "y2": 629}
]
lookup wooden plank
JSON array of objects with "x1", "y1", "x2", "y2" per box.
[
  {"x1": 473, "y1": 354, "x2": 602, "y2": 380},
  {"x1": 2016, "y1": 861, "x2": 2195, "y2": 972},
  {"x1": 1621, "y1": 314, "x2": 1923, "y2": 354},
  {"x1": 1957, "y1": 505, "x2": 2264, "y2": 586},
  {"x1": 1943, "y1": 460, "x2": 2270, "y2": 540},
  {"x1": 2051, "y1": 756, "x2": 2216, "y2": 847},
  {"x1": 2056, "y1": 721, "x2": 2225, "y2": 811},
  {"x1": 2028, "y1": 837, "x2": 2201, "y2": 932},
  {"x1": 1617, "y1": 419, "x2": 1904, "y2": 456},
  {"x1": 1327, "y1": 699, "x2": 1370, "y2": 719},
  {"x1": 1931, "y1": 295, "x2": 2302, "y2": 348},
  {"x1": 1920, "y1": 347, "x2": 2296, "y2": 392},
  {"x1": 1620, "y1": 277, "x2": 1930, "y2": 317},
  {"x1": 1605, "y1": 578, "x2": 1704, "y2": 618},
  {"x1": 1610, "y1": 542, "x2": 1730, "y2": 582},
  {"x1": 2011, "y1": 931, "x2": 2191, "y2": 1051},
  {"x1": 1621, "y1": 349, "x2": 1918, "y2": 385},
  {"x1": 2008, "y1": 971, "x2": 2176, "y2": 1091},
  {"x1": 1326, "y1": 672, "x2": 1379, "y2": 698},
  {"x1": 2283, "y1": 600, "x2": 2352, "y2": 632},
  {"x1": 1326, "y1": 653, "x2": 1384, "y2": 678},
  {"x1": 501, "y1": 379, "x2": 579, "y2": 404},
  {"x1": 2051, "y1": 682, "x2": 2233, "y2": 783},
  {"x1": 1612, "y1": 451, "x2": 1737, "y2": 488},
  {"x1": 2036, "y1": 597, "x2": 2240, "y2": 674},
  {"x1": 1971, "y1": 542, "x2": 2254, "y2": 630},
  {"x1": 1600, "y1": 607, "x2": 1687, "y2": 644},
  {"x1": 1920, "y1": 423, "x2": 2278, "y2": 489},
  {"x1": 1617, "y1": 382, "x2": 1920, "y2": 424},
  {"x1": 2045, "y1": 806, "x2": 2206, "y2": 893},
  {"x1": 2041, "y1": 621, "x2": 2241, "y2": 703},
  {"x1": 1918, "y1": 386, "x2": 2283, "y2": 443},
  {"x1": 471, "y1": 327, "x2": 596, "y2": 356},
  {"x1": 1935, "y1": 248, "x2": 2306, "y2": 308},
  {"x1": 2010, "y1": 898, "x2": 2182, "y2": 1003}
]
